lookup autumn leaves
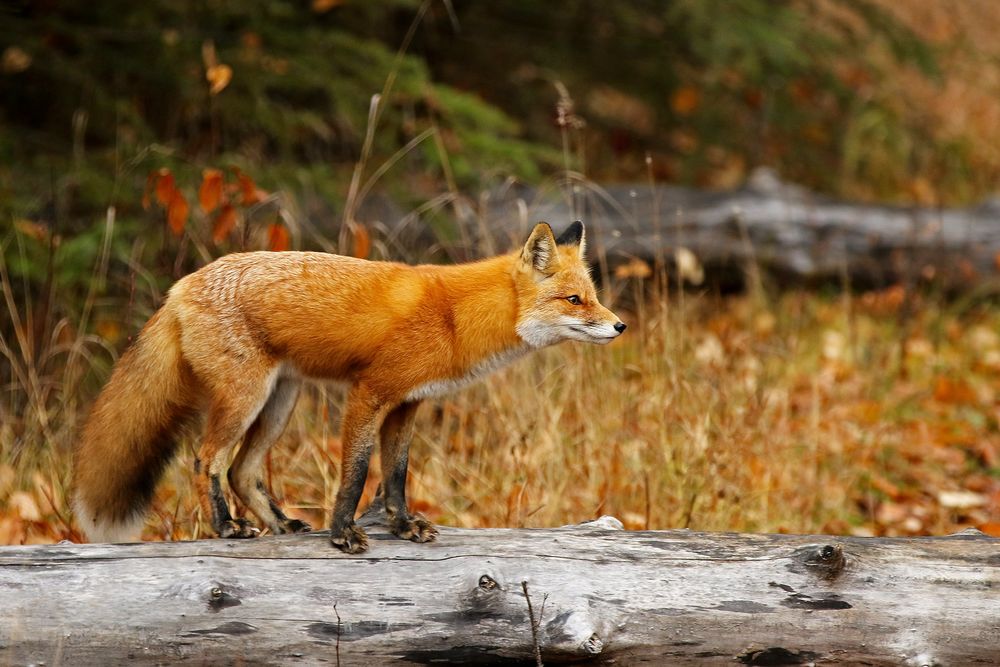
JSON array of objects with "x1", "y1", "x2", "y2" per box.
[{"x1": 144, "y1": 167, "x2": 288, "y2": 251}]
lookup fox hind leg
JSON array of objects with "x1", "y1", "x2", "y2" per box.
[
  {"x1": 196, "y1": 424, "x2": 258, "y2": 538},
  {"x1": 379, "y1": 401, "x2": 436, "y2": 543},
  {"x1": 228, "y1": 378, "x2": 310, "y2": 535},
  {"x1": 195, "y1": 371, "x2": 278, "y2": 539}
]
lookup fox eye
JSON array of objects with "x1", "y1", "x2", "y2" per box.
[{"x1": 566, "y1": 295, "x2": 582, "y2": 305}]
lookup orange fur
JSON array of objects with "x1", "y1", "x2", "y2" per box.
[{"x1": 73, "y1": 221, "x2": 624, "y2": 550}]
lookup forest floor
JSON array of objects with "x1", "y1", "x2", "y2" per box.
[{"x1": 2, "y1": 280, "x2": 999, "y2": 545}]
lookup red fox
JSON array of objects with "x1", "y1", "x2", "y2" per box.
[{"x1": 74, "y1": 221, "x2": 625, "y2": 552}]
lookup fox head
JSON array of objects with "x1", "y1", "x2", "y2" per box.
[{"x1": 513, "y1": 221, "x2": 626, "y2": 347}]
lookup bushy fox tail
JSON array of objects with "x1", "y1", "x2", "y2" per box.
[{"x1": 74, "y1": 303, "x2": 194, "y2": 542}]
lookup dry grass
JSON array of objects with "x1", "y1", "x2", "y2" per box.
[{"x1": 3, "y1": 249, "x2": 999, "y2": 545}]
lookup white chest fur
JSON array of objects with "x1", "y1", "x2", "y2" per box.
[{"x1": 405, "y1": 345, "x2": 530, "y2": 401}]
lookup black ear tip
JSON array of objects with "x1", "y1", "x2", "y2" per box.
[{"x1": 556, "y1": 220, "x2": 585, "y2": 246}]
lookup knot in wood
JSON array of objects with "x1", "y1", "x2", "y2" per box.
[
  {"x1": 478, "y1": 575, "x2": 498, "y2": 591},
  {"x1": 207, "y1": 585, "x2": 241, "y2": 612},
  {"x1": 739, "y1": 647, "x2": 820, "y2": 665},
  {"x1": 790, "y1": 543, "x2": 846, "y2": 581},
  {"x1": 582, "y1": 633, "x2": 604, "y2": 655}
]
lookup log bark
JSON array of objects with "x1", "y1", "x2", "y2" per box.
[
  {"x1": 375, "y1": 170, "x2": 1000, "y2": 290},
  {"x1": 1, "y1": 513, "x2": 998, "y2": 666}
]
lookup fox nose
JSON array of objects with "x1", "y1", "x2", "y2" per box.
[{"x1": 613, "y1": 321, "x2": 627, "y2": 333}]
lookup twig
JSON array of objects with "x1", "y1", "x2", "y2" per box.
[
  {"x1": 341, "y1": 0, "x2": 431, "y2": 251},
  {"x1": 37, "y1": 476, "x2": 74, "y2": 538},
  {"x1": 333, "y1": 601, "x2": 342, "y2": 667},
  {"x1": 521, "y1": 581, "x2": 543, "y2": 667}
]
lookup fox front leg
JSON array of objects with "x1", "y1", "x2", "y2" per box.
[
  {"x1": 379, "y1": 401, "x2": 437, "y2": 543},
  {"x1": 329, "y1": 385, "x2": 387, "y2": 553}
]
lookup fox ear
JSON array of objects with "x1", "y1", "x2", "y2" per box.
[
  {"x1": 556, "y1": 220, "x2": 586, "y2": 257},
  {"x1": 521, "y1": 222, "x2": 559, "y2": 275}
]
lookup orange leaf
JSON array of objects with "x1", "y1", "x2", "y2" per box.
[
  {"x1": 351, "y1": 223, "x2": 370, "y2": 259},
  {"x1": 614, "y1": 257, "x2": 652, "y2": 280},
  {"x1": 95, "y1": 319, "x2": 123, "y2": 343},
  {"x1": 167, "y1": 191, "x2": 189, "y2": 237},
  {"x1": 312, "y1": 0, "x2": 344, "y2": 12},
  {"x1": 13, "y1": 219, "x2": 48, "y2": 242},
  {"x1": 0, "y1": 516, "x2": 24, "y2": 545},
  {"x1": 212, "y1": 204, "x2": 237, "y2": 243},
  {"x1": 670, "y1": 85, "x2": 701, "y2": 116},
  {"x1": 869, "y1": 474, "x2": 901, "y2": 500},
  {"x1": 154, "y1": 168, "x2": 175, "y2": 207},
  {"x1": 409, "y1": 498, "x2": 434, "y2": 514},
  {"x1": 239, "y1": 172, "x2": 264, "y2": 206},
  {"x1": 199, "y1": 168, "x2": 224, "y2": 214},
  {"x1": 959, "y1": 259, "x2": 977, "y2": 283},
  {"x1": 2, "y1": 46, "x2": 32, "y2": 74},
  {"x1": 908, "y1": 177, "x2": 936, "y2": 206},
  {"x1": 206, "y1": 63, "x2": 233, "y2": 95},
  {"x1": 978, "y1": 522, "x2": 1000, "y2": 537},
  {"x1": 933, "y1": 376, "x2": 977, "y2": 406},
  {"x1": 267, "y1": 223, "x2": 289, "y2": 251}
]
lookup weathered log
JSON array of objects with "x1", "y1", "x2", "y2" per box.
[
  {"x1": 1, "y1": 512, "x2": 998, "y2": 666},
  {"x1": 373, "y1": 170, "x2": 1000, "y2": 289}
]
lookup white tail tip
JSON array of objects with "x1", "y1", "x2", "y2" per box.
[{"x1": 73, "y1": 496, "x2": 144, "y2": 543}]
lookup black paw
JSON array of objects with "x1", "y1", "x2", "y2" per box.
[
  {"x1": 330, "y1": 522, "x2": 369, "y2": 553},
  {"x1": 389, "y1": 512, "x2": 438, "y2": 543},
  {"x1": 276, "y1": 518, "x2": 312, "y2": 534},
  {"x1": 218, "y1": 518, "x2": 260, "y2": 539}
]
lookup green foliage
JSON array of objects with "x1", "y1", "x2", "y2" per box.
[
  {"x1": 426, "y1": 85, "x2": 561, "y2": 183},
  {"x1": 403, "y1": 1, "x2": 950, "y2": 196},
  {"x1": 0, "y1": 0, "x2": 560, "y2": 323},
  {"x1": 0, "y1": 0, "x2": 973, "y2": 337},
  {"x1": 0, "y1": 0, "x2": 554, "y2": 208},
  {"x1": 0, "y1": 0, "x2": 957, "y2": 217}
]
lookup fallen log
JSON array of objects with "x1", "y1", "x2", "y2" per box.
[
  {"x1": 372, "y1": 169, "x2": 1000, "y2": 290},
  {"x1": 1, "y1": 512, "x2": 998, "y2": 665}
]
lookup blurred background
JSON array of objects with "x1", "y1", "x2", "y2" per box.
[{"x1": 2, "y1": 0, "x2": 1000, "y2": 545}]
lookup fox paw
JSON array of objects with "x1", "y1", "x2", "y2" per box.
[
  {"x1": 330, "y1": 523, "x2": 368, "y2": 554},
  {"x1": 389, "y1": 512, "x2": 438, "y2": 543},
  {"x1": 275, "y1": 518, "x2": 312, "y2": 535},
  {"x1": 218, "y1": 518, "x2": 260, "y2": 539}
]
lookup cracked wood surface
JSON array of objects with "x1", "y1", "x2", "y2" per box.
[{"x1": 1, "y1": 516, "x2": 998, "y2": 665}]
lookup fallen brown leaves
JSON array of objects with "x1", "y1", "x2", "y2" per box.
[{"x1": 1, "y1": 285, "x2": 998, "y2": 544}]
